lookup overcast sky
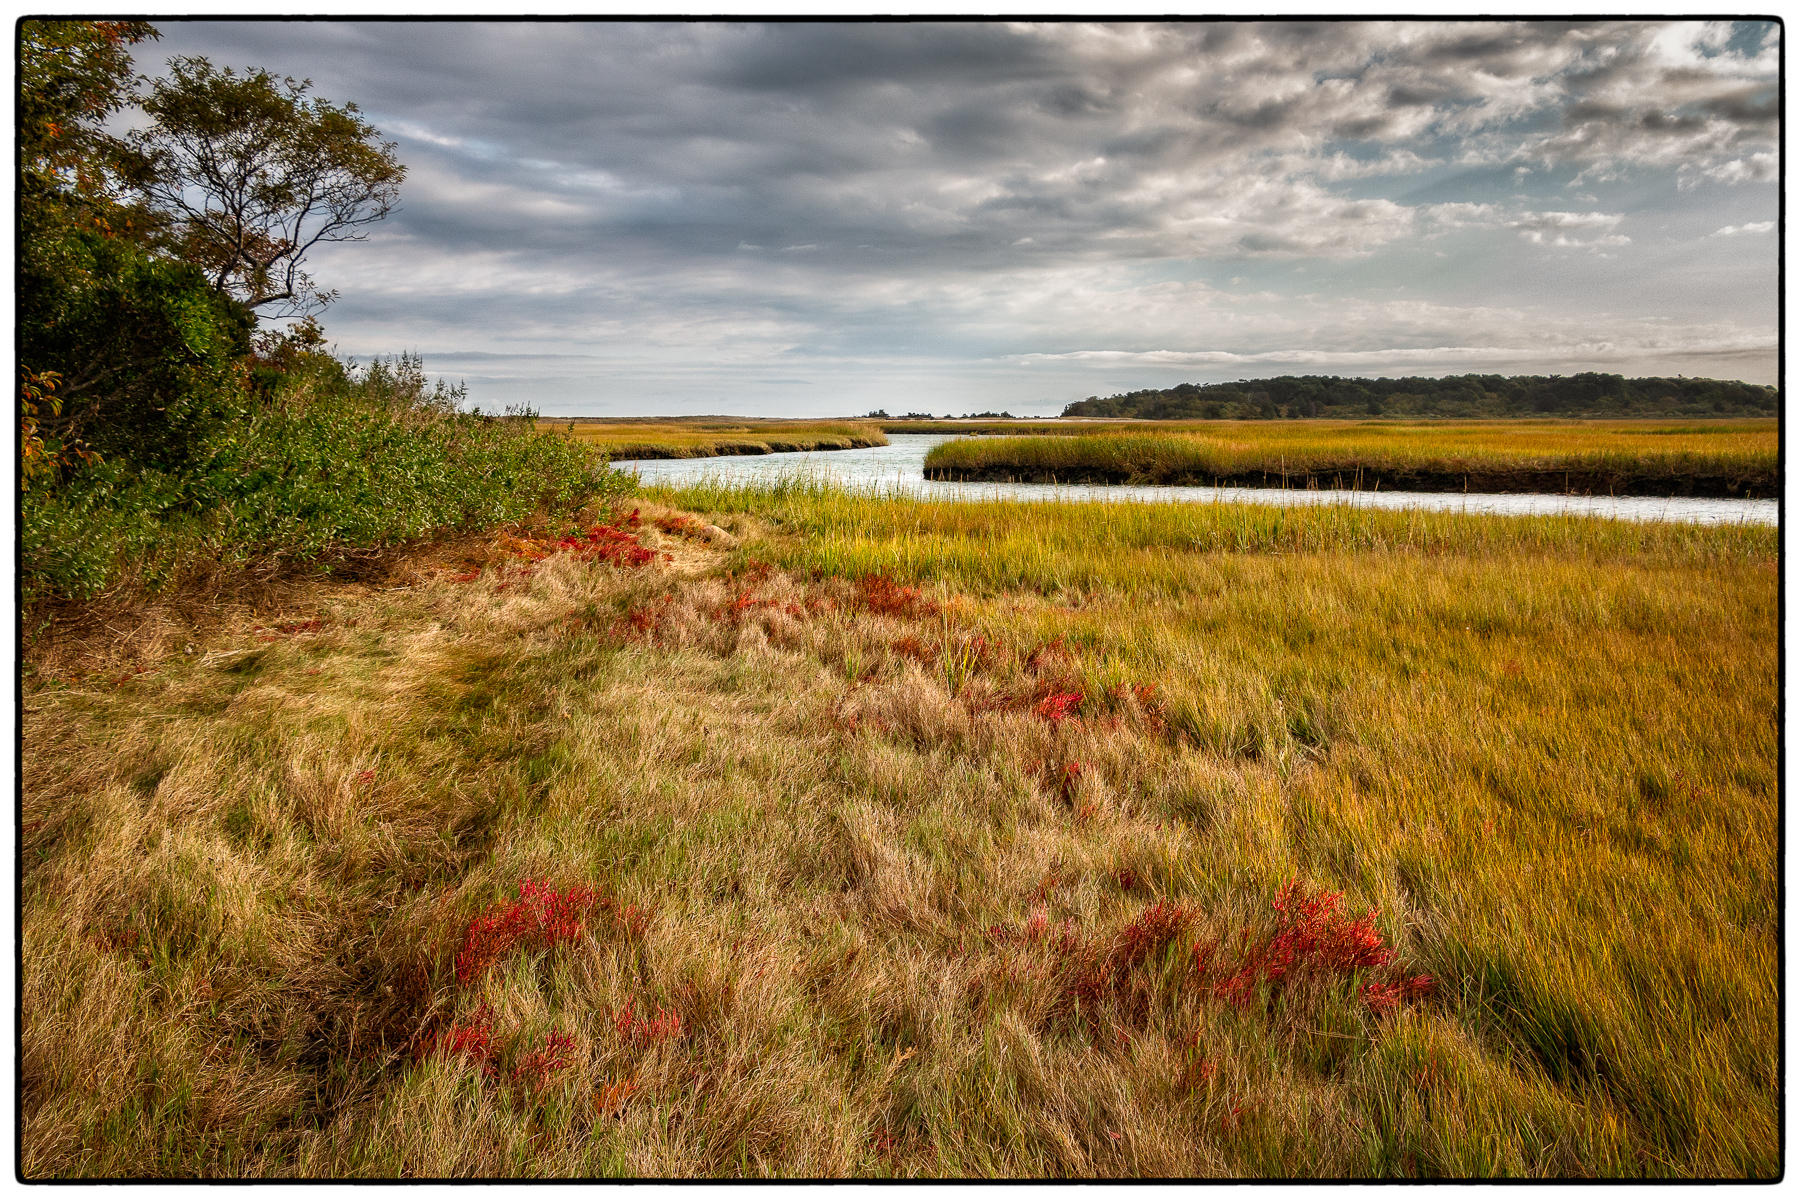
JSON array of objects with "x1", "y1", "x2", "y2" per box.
[{"x1": 143, "y1": 19, "x2": 1779, "y2": 416}]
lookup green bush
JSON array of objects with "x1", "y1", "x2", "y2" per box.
[
  {"x1": 21, "y1": 351, "x2": 633, "y2": 605},
  {"x1": 20, "y1": 223, "x2": 258, "y2": 473}
]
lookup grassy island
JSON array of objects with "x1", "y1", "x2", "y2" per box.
[
  {"x1": 542, "y1": 418, "x2": 887, "y2": 461},
  {"x1": 921, "y1": 420, "x2": 1778, "y2": 499}
]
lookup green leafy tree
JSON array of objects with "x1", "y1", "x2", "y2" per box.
[
  {"x1": 19, "y1": 21, "x2": 257, "y2": 479},
  {"x1": 19, "y1": 19, "x2": 163, "y2": 482},
  {"x1": 125, "y1": 58, "x2": 405, "y2": 316},
  {"x1": 22, "y1": 224, "x2": 254, "y2": 471},
  {"x1": 18, "y1": 19, "x2": 155, "y2": 225}
]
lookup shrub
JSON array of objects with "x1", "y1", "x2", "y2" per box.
[{"x1": 20, "y1": 350, "x2": 632, "y2": 605}]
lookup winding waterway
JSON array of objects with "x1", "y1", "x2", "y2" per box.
[{"x1": 618, "y1": 434, "x2": 1778, "y2": 527}]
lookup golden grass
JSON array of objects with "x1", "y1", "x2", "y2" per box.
[
  {"x1": 20, "y1": 487, "x2": 1778, "y2": 1178},
  {"x1": 920, "y1": 419, "x2": 1778, "y2": 496},
  {"x1": 538, "y1": 418, "x2": 887, "y2": 460}
]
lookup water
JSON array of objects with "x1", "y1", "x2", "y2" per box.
[{"x1": 617, "y1": 434, "x2": 1778, "y2": 527}]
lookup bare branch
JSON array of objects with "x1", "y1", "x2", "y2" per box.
[{"x1": 127, "y1": 57, "x2": 404, "y2": 318}]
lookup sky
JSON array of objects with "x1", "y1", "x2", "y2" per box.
[{"x1": 140, "y1": 19, "x2": 1780, "y2": 417}]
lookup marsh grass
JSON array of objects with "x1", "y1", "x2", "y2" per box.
[
  {"x1": 540, "y1": 418, "x2": 887, "y2": 460},
  {"x1": 20, "y1": 482, "x2": 1777, "y2": 1178},
  {"x1": 920, "y1": 420, "x2": 1777, "y2": 496}
]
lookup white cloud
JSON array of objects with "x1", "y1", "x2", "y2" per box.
[
  {"x1": 1687, "y1": 153, "x2": 1778, "y2": 187},
  {"x1": 1508, "y1": 211, "x2": 1629, "y2": 249},
  {"x1": 1712, "y1": 221, "x2": 1774, "y2": 237}
]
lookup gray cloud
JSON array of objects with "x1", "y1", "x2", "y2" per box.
[{"x1": 135, "y1": 19, "x2": 1778, "y2": 412}]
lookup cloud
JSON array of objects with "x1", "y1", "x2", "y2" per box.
[
  {"x1": 1507, "y1": 210, "x2": 1630, "y2": 248},
  {"x1": 1683, "y1": 151, "x2": 1777, "y2": 187},
  {"x1": 1711, "y1": 221, "x2": 1774, "y2": 237},
  {"x1": 134, "y1": 19, "x2": 1778, "y2": 410}
]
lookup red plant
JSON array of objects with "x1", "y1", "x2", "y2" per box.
[
  {"x1": 1106, "y1": 681, "x2": 1168, "y2": 733},
  {"x1": 555, "y1": 523, "x2": 657, "y2": 568},
  {"x1": 434, "y1": 1004, "x2": 499, "y2": 1077},
  {"x1": 1065, "y1": 901, "x2": 1192, "y2": 1020},
  {"x1": 713, "y1": 586, "x2": 795, "y2": 624},
  {"x1": 891, "y1": 635, "x2": 937, "y2": 663},
  {"x1": 611, "y1": 902, "x2": 651, "y2": 940},
  {"x1": 1176, "y1": 1032, "x2": 1219, "y2": 1092},
  {"x1": 595, "y1": 1075, "x2": 640, "y2": 1118},
  {"x1": 1360, "y1": 975, "x2": 1435, "y2": 1015},
  {"x1": 986, "y1": 901, "x2": 1192, "y2": 1029},
  {"x1": 950, "y1": 633, "x2": 998, "y2": 668},
  {"x1": 88, "y1": 925, "x2": 142, "y2": 956},
  {"x1": 984, "y1": 907, "x2": 1077, "y2": 952},
  {"x1": 513, "y1": 1030, "x2": 577, "y2": 1089},
  {"x1": 454, "y1": 879, "x2": 601, "y2": 987},
  {"x1": 1110, "y1": 901, "x2": 1192, "y2": 978},
  {"x1": 493, "y1": 564, "x2": 537, "y2": 592},
  {"x1": 610, "y1": 594, "x2": 675, "y2": 640},
  {"x1": 654, "y1": 513, "x2": 704, "y2": 539},
  {"x1": 1202, "y1": 882, "x2": 1431, "y2": 1016},
  {"x1": 612, "y1": 1002, "x2": 685, "y2": 1048},
  {"x1": 859, "y1": 574, "x2": 939, "y2": 618},
  {"x1": 1034, "y1": 691, "x2": 1084, "y2": 723}
]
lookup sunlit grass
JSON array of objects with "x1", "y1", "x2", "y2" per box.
[
  {"x1": 21, "y1": 481, "x2": 1777, "y2": 1178},
  {"x1": 649, "y1": 475, "x2": 1776, "y2": 591},
  {"x1": 920, "y1": 420, "x2": 1778, "y2": 496},
  {"x1": 538, "y1": 418, "x2": 886, "y2": 460}
]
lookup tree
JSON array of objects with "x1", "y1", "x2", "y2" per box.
[
  {"x1": 19, "y1": 24, "x2": 260, "y2": 481},
  {"x1": 21, "y1": 226, "x2": 254, "y2": 470},
  {"x1": 19, "y1": 20, "x2": 168, "y2": 486},
  {"x1": 18, "y1": 19, "x2": 156, "y2": 223},
  {"x1": 126, "y1": 58, "x2": 404, "y2": 316}
]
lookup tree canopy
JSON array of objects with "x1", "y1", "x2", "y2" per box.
[
  {"x1": 18, "y1": 21, "x2": 404, "y2": 488},
  {"x1": 1061, "y1": 373, "x2": 1778, "y2": 421},
  {"x1": 18, "y1": 19, "x2": 156, "y2": 222},
  {"x1": 125, "y1": 57, "x2": 405, "y2": 316}
]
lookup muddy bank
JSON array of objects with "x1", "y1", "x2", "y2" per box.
[{"x1": 923, "y1": 463, "x2": 1779, "y2": 499}]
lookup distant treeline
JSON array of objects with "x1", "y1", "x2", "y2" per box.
[{"x1": 1061, "y1": 374, "x2": 1779, "y2": 420}]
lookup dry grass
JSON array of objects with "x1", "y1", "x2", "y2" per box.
[
  {"x1": 538, "y1": 418, "x2": 886, "y2": 460},
  {"x1": 20, "y1": 487, "x2": 1778, "y2": 1178}
]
